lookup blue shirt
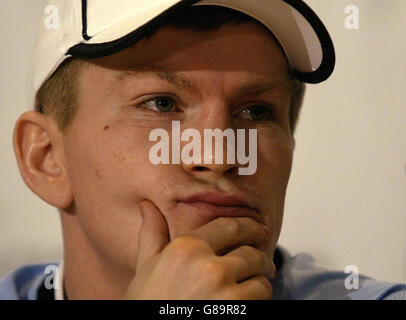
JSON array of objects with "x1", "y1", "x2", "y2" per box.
[{"x1": 0, "y1": 247, "x2": 405, "y2": 300}]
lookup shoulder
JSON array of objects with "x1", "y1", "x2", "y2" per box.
[
  {"x1": 272, "y1": 246, "x2": 406, "y2": 300},
  {"x1": 0, "y1": 263, "x2": 58, "y2": 300}
]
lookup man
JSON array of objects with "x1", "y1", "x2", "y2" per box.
[{"x1": 0, "y1": 0, "x2": 404, "y2": 300}]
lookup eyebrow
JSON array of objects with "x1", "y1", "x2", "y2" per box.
[
  {"x1": 114, "y1": 66, "x2": 196, "y2": 91},
  {"x1": 114, "y1": 66, "x2": 291, "y2": 98},
  {"x1": 233, "y1": 77, "x2": 291, "y2": 99}
]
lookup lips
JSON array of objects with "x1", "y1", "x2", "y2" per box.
[{"x1": 177, "y1": 191, "x2": 262, "y2": 223}]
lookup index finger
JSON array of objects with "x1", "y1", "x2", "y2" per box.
[{"x1": 184, "y1": 217, "x2": 269, "y2": 255}]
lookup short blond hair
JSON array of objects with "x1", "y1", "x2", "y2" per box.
[{"x1": 35, "y1": 58, "x2": 83, "y2": 131}]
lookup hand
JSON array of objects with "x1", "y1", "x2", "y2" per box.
[{"x1": 123, "y1": 200, "x2": 275, "y2": 300}]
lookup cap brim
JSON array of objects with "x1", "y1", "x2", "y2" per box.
[{"x1": 68, "y1": 0, "x2": 335, "y2": 84}]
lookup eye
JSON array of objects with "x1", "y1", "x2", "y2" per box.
[
  {"x1": 236, "y1": 105, "x2": 277, "y2": 122},
  {"x1": 139, "y1": 96, "x2": 177, "y2": 112}
]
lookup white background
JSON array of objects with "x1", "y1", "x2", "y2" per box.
[{"x1": 1, "y1": 0, "x2": 405, "y2": 285}]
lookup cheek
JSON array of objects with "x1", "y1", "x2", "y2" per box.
[
  {"x1": 257, "y1": 126, "x2": 294, "y2": 184},
  {"x1": 65, "y1": 116, "x2": 163, "y2": 207},
  {"x1": 256, "y1": 128, "x2": 293, "y2": 231},
  {"x1": 94, "y1": 118, "x2": 187, "y2": 207},
  {"x1": 258, "y1": 139, "x2": 292, "y2": 216},
  {"x1": 62, "y1": 118, "x2": 177, "y2": 269},
  {"x1": 95, "y1": 119, "x2": 160, "y2": 191}
]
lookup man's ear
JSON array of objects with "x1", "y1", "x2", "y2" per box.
[{"x1": 13, "y1": 111, "x2": 73, "y2": 209}]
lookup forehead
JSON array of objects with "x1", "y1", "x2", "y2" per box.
[{"x1": 84, "y1": 21, "x2": 290, "y2": 80}]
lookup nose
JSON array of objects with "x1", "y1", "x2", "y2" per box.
[
  {"x1": 184, "y1": 158, "x2": 240, "y2": 179},
  {"x1": 180, "y1": 103, "x2": 245, "y2": 180}
]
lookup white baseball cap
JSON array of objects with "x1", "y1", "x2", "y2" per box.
[{"x1": 31, "y1": 0, "x2": 335, "y2": 103}]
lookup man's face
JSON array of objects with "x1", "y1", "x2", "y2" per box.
[{"x1": 61, "y1": 22, "x2": 294, "y2": 272}]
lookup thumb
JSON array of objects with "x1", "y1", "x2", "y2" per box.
[{"x1": 136, "y1": 200, "x2": 170, "y2": 271}]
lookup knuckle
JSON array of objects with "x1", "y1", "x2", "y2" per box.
[
  {"x1": 257, "y1": 249, "x2": 269, "y2": 265},
  {"x1": 200, "y1": 259, "x2": 228, "y2": 285},
  {"x1": 256, "y1": 275, "x2": 272, "y2": 289},
  {"x1": 218, "y1": 217, "x2": 241, "y2": 237},
  {"x1": 238, "y1": 216, "x2": 260, "y2": 229},
  {"x1": 256, "y1": 276, "x2": 273, "y2": 299},
  {"x1": 167, "y1": 236, "x2": 204, "y2": 259},
  {"x1": 240, "y1": 245, "x2": 267, "y2": 264}
]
